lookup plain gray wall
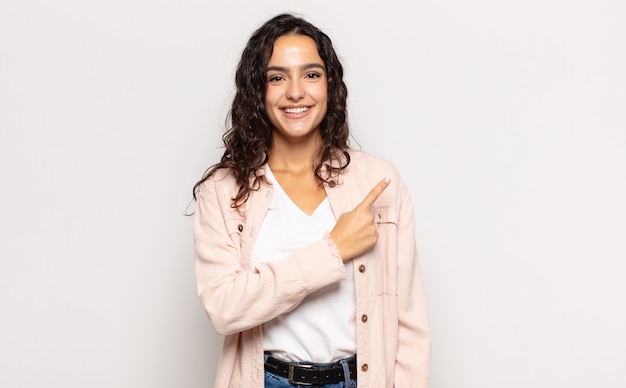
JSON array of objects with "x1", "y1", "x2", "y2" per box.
[{"x1": 1, "y1": 0, "x2": 625, "y2": 387}]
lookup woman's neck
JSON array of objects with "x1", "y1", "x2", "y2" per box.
[{"x1": 268, "y1": 132, "x2": 322, "y2": 173}]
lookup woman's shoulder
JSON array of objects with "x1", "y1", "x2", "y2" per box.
[
  {"x1": 195, "y1": 167, "x2": 239, "y2": 196},
  {"x1": 346, "y1": 149, "x2": 401, "y2": 178},
  {"x1": 342, "y1": 149, "x2": 411, "y2": 208}
]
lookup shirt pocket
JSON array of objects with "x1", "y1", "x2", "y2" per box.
[
  {"x1": 223, "y1": 217, "x2": 245, "y2": 258},
  {"x1": 373, "y1": 206, "x2": 399, "y2": 225},
  {"x1": 372, "y1": 206, "x2": 400, "y2": 296}
]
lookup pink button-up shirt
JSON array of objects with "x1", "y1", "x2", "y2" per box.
[{"x1": 194, "y1": 150, "x2": 431, "y2": 387}]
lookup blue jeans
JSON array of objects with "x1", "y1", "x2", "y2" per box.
[{"x1": 264, "y1": 354, "x2": 357, "y2": 388}]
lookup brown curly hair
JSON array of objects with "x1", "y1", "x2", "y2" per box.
[{"x1": 193, "y1": 13, "x2": 351, "y2": 207}]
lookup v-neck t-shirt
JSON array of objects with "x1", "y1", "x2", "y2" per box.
[{"x1": 250, "y1": 167, "x2": 357, "y2": 362}]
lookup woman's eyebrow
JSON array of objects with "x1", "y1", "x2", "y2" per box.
[{"x1": 266, "y1": 63, "x2": 325, "y2": 72}]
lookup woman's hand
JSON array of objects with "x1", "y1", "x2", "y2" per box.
[{"x1": 330, "y1": 178, "x2": 390, "y2": 261}]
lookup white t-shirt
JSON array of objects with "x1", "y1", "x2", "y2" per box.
[{"x1": 250, "y1": 167, "x2": 356, "y2": 362}]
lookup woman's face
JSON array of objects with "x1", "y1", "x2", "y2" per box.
[{"x1": 265, "y1": 34, "x2": 328, "y2": 145}]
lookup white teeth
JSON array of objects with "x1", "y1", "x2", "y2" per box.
[{"x1": 283, "y1": 107, "x2": 309, "y2": 114}]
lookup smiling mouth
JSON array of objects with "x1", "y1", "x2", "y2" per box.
[{"x1": 282, "y1": 106, "x2": 310, "y2": 114}]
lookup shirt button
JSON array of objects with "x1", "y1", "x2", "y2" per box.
[
  {"x1": 328, "y1": 180, "x2": 336, "y2": 187},
  {"x1": 237, "y1": 224, "x2": 243, "y2": 232},
  {"x1": 358, "y1": 264, "x2": 366, "y2": 273},
  {"x1": 361, "y1": 363, "x2": 368, "y2": 372},
  {"x1": 361, "y1": 314, "x2": 368, "y2": 323}
]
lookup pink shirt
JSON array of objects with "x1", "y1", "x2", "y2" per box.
[{"x1": 194, "y1": 150, "x2": 431, "y2": 387}]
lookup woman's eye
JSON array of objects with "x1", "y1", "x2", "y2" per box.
[
  {"x1": 306, "y1": 72, "x2": 321, "y2": 79},
  {"x1": 268, "y1": 75, "x2": 284, "y2": 82}
]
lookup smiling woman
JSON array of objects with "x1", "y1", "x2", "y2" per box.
[
  {"x1": 192, "y1": 13, "x2": 431, "y2": 388},
  {"x1": 265, "y1": 34, "x2": 329, "y2": 215}
]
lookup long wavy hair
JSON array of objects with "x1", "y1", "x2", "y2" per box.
[{"x1": 193, "y1": 13, "x2": 351, "y2": 208}]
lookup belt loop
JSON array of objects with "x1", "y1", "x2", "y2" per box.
[{"x1": 340, "y1": 359, "x2": 355, "y2": 388}]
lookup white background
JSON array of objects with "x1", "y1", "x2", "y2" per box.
[{"x1": 1, "y1": 1, "x2": 625, "y2": 387}]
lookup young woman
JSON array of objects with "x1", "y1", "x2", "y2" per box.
[{"x1": 193, "y1": 13, "x2": 431, "y2": 388}]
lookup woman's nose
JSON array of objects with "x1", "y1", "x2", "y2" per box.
[{"x1": 286, "y1": 80, "x2": 304, "y2": 100}]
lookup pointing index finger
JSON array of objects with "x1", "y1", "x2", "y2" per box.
[{"x1": 358, "y1": 178, "x2": 391, "y2": 209}]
